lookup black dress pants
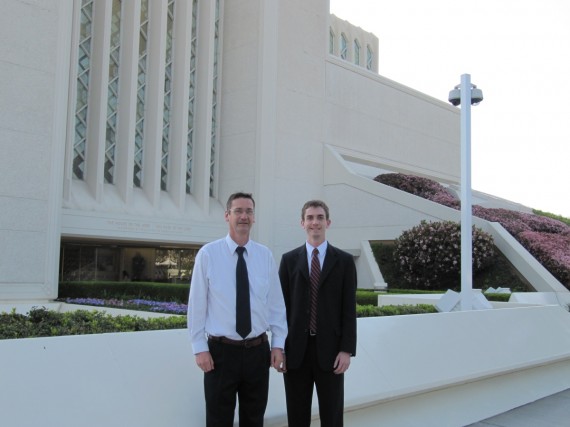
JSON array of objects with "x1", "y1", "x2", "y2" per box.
[
  {"x1": 204, "y1": 339, "x2": 270, "y2": 427},
  {"x1": 283, "y1": 336, "x2": 344, "y2": 427}
]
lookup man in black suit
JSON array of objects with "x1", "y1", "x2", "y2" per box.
[{"x1": 279, "y1": 200, "x2": 357, "y2": 427}]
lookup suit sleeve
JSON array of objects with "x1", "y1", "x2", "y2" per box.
[
  {"x1": 340, "y1": 253, "x2": 357, "y2": 356},
  {"x1": 278, "y1": 254, "x2": 291, "y2": 325}
]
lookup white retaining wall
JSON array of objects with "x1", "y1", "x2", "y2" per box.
[{"x1": 2, "y1": 305, "x2": 570, "y2": 426}]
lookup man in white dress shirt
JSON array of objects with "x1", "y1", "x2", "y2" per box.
[{"x1": 188, "y1": 192, "x2": 287, "y2": 427}]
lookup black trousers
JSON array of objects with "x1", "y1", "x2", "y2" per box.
[
  {"x1": 204, "y1": 339, "x2": 271, "y2": 427},
  {"x1": 283, "y1": 336, "x2": 344, "y2": 427}
]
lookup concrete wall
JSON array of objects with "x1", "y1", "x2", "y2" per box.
[
  {"x1": 2, "y1": 305, "x2": 570, "y2": 427},
  {"x1": 0, "y1": 1, "x2": 71, "y2": 300}
]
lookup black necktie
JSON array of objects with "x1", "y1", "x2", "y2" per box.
[
  {"x1": 309, "y1": 248, "x2": 320, "y2": 333},
  {"x1": 235, "y1": 247, "x2": 251, "y2": 338}
]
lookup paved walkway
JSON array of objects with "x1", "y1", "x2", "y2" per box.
[{"x1": 466, "y1": 388, "x2": 570, "y2": 427}]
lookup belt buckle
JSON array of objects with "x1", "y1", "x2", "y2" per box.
[
  {"x1": 243, "y1": 338, "x2": 253, "y2": 348},
  {"x1": 309, "y1": 330, "x2": 317, "y2": 337}
]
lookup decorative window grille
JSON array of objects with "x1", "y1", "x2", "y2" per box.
[
  {"x1": 161, "y1": 0, "x2": 175, "y2": 191},
  {"x1": 354, "y1": 39, "x2": 360, "y2": 66},
  {"x1": 134, "y1": 0, "x2": 149, "y2": 188},
  {"x1": 366, "y1": 45, "x2": 373, "y2": 70},
  {"x1": 186, "y1": 0, "x2": 198, "y2": 194},
  {"x1": 340, "y1": 34, "x2": 347, "y2": 60},
  {"x1": 73, "y1": 0, "x2": 94, "y2": 180},
  {"x1": 104, "y1": 0, "x2": 122, "y2": 184}
]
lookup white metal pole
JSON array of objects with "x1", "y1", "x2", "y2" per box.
[{"x1": 460, "y1": 73, "x2": 473, "y2": 311}]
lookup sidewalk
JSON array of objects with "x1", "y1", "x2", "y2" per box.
[{"x1": 467, "y1": 388, "x2": 570, "y2": 427}]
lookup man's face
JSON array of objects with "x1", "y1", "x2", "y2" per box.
[
  {"x1": 225, "y1": 197, "x2": 255, "y2": 238},
  {"x1": 301, "y1": 206, "x2": 330, "y2": 244}
]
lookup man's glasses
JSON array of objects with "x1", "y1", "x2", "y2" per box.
[{"x1": 229, "y1": 208, "x2": 255, "y2": 216}]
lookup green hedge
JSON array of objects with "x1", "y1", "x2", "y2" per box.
[
  {"x1": 0, "y1": 307, "x2": 187, "y2": 340},
  {"x1": 357, "y1": 304, "x2": 437, "y2": 317},
  {"x1": 59, "y1": 281, "x2": 190, "y2": 303}
]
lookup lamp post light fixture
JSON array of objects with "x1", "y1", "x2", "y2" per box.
[{"x1": 448, "y1": 74, "x2": 483, "y2": 311}]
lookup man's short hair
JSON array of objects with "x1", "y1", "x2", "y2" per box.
[
  {"x1": 226, "y1": 192, "x2": 256, "y2": 212},
  {"x1": 301, "y1": 200, "x2": 330, "y2": 220}
]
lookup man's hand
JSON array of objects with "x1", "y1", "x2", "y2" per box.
[
  {"x1": 271, "y1": 348, "x2": 286, "y2": 373},
  {"x1": 333, "y1": 351, "x2": 351, "y2": 374},
  {"x1": 195, "y1": 351, "x2": 214, "y2": 372}
]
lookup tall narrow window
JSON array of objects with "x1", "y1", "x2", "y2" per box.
[
  {"x1": 210, "y1": 0, "x2": 221, "y2": 196},
  {"x1": 354, "y1": 39, "x2": 360, "y2": 66},
  {"x1": 105, "y1": 0, "x2": 122, "y2": 184},
  {"x1": 329, "y1": 28, "x2": 334, "y2": 54},
  {"x1": 161, "y1": 0, "x2": 175, "y2": 191},
  {"x1": 186, "y1": 0, "x2": 198, "y2": 194},
  {"x1": 340, "y1": 34, "x2": 347, "y2": 60},
  {"x1": 73, "y1": 0, "x2": 94, "y2": 180},
  {"x1": 366, "y1": 45, "x2": 373, "y2": 70},
  {"x1": 134, "y1": 0, "x2": 149, "y2": 188}
]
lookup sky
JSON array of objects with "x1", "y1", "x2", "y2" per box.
[{"x1": 330, "y1": 0, "x2": 570, "y2": 217}]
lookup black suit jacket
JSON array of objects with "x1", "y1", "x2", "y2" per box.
[{"x1": 279, "y1": 243, "x2": 357, "y2": 371}]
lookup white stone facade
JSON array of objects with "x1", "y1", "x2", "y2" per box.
[{"x1": 0, "y1": 0, "x2": 460, "y2": 302}]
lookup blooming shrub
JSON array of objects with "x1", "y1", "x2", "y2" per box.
[
  {"x1": 472, "y1": 206, "x2": 569, "y2": 237},
  {"x1": 63, "y1": 298, "x2": 188, "y2": 315},
  {"x1": 375, "y1": 173, "x2": 459, "y2": 208},
  {"x1": 393, "y1": 220, "x2": 496, "y2": 290},
  {"x1": 517, "y1": 231, "x2": 570, "y2": 285},
  {"x1": 373, "y1": 173, "x2": 570, "y2": 289}
]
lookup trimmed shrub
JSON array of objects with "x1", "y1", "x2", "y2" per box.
[
  {"x1": 518, "y1": 231, "x2": 570, "y2": 286},
  {"x1": 356, "y1": 304, "x2": 437, "y2": 318},
  {"x1": 375, "y1": 173, "x2": 459, "y2": 209},
  {"x1": 0, "y1": 307, "x2": 187, "y2": 340},
  {"x1": 59, "y1": 281, "x2": 190, "y2": 303},
  {"x1": 393, "y1": 220, "x2": 496, "y2": 290}
]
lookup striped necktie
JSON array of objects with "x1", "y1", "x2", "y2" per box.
[{"x1": 309, "y1": 248, "x2": 320, "y2": 334}]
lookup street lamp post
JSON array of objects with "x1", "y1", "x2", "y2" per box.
[{"x1": 448, "y1": 74, "x2": 483, "y2": 311}]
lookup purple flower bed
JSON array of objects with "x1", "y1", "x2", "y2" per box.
[
  {"x1": 374, "y1": 173, "x2": 570, "y2": 288},
  {"x1": 63, "y1": 298, "x2": 188, "y2": 315}
]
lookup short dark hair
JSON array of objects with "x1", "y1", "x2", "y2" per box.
[
  {"x1": 226, "y1": 192, "x2": 255, "y2": 212},
  {"x1": 301, "y1": 200, "x2": 330, "y2": 220}
]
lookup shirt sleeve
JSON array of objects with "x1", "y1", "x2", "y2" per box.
[
  {"x1": 187, "y1": 248, "x2": 209, "y2": 354},
  {"x1": 267, "y1": 254, "x2": 288, "y2": 349}
]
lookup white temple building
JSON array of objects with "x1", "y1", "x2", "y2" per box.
[
  {"x1": 1, "y1": 0, "x2": 465, "y2": 302},
  {"x1": 2, "y1": 2, "x2": 570, "y2": 427}
]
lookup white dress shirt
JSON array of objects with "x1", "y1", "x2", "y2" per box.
[
  {"x1": 306, "y1": 240, "x2": 328, "y2": 273},
  {"x1": 188, "y1": 235, "x2": 287, "y2": 354}
]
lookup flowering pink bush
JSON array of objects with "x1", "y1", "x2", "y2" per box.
[
  {"x1": 517, "y1": 231, "x2": 570, "y2": 285},
  {"x1": 394, "y1": 220, "x2": 496, "y2": 290},
  {"x1": 374, "y1": 172, "x2": 570, "y2": 288},
  {"x1": 375, "y1": 173, "x2": 459, "y2": 209}
]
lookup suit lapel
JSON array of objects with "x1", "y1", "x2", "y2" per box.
[
  {"x1": 295, "y1": 245, "x2": 310, "y2": 281},
  {"x1": 319, "y1": 244, "x2": 338, "y2": 285}
]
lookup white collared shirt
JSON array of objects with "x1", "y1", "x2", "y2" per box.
[
  {"x1": 306, "y1": 240, "x2": 328, "y2": 273},
  {"x1": 188, "y1": 235, "x2": 287, "y2": 354}
]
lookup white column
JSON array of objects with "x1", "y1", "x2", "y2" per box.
[
  {"x1": 192, "y1": 0, "x2": 217, "y2": 212},
  {"x1": 115, "y1": 0, "x2": 142, "y2": 204},
  {"x1": 142, "y1": 0, "x2": 167, "y2": 206},
  {"x1": 62, "y1": 0, "x2": 83, "y2": 203},
  {"x1": 85, "y1": 0, "x2": 112, "y2": 202},
  {"x1": 168, "y1": 0, "x2": 193, "y2": 209},
  {"x1": 253, "y1": 0, "x2": 279, "y2": 247}
]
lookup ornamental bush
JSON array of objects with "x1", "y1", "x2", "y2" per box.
[
  {"x1": 374, "y1": 173, "x2": 459, "y2": 209},
  {"x1": 0, "y1": 307, "x2": 187, "y2": 340},
  {"x1": 517, "y1": 231, "x2": 570, "y2": 286},
  {"x1": 393, "y1": 220, "x2": 496, "y2": 290},
  {"x1": 373, "y1": 172, "x2": 570, "y2": 290}
]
